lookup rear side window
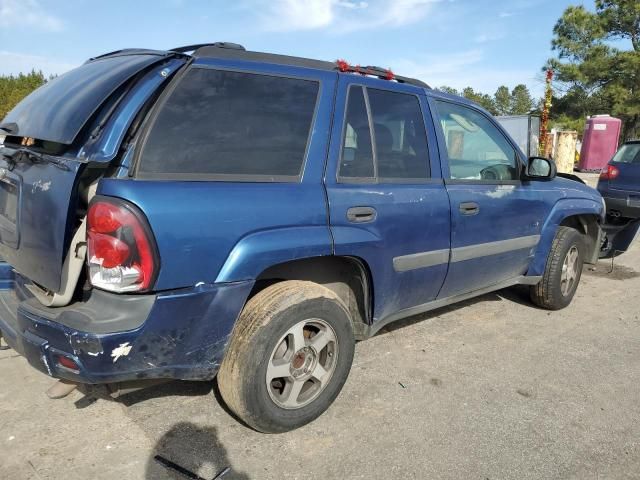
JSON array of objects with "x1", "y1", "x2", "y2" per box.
[
  {"x1": 338, "y1": 85, "x2": 430, "y2": 182},
  {"x1": 368, "y1": 88, "x2": 429, "y2": 180},
  {"x1": 339, "y1": 87, "x2": 375, "y2": 179},
  {"x1": 137, "y1": 68, "x2": 319, "y2": 180}
]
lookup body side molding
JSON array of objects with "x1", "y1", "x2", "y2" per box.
[{"x1": 392, "y1": 235, "x2": 540, "y2": 272}]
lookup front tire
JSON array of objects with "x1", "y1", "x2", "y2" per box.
[
  {"x1": 530, "y1": 226, "x2": 585, "y2": 310},
  {"x1": 217, "y1": 280, "x2": 355, "y2": 433}
]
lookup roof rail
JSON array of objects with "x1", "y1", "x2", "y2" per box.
[
  {"x1": 193, "y1": 46, "x2": 337, "y2": 71},
  {"x1": 187, "y1": 44, "x2": 430, "y2": 89},
  {"x1": 336, "y1": 60, "x2": 430, "y2": 89},
  {"x1": 171, "y1": 42, "x2": 246, "y2": 53},
  {"x1": 86, "y1": 48, "x2": 169, "y2": 63}
]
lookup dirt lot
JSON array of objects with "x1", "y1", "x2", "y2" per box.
[{"x1": 1, "y1": 238, "x2": 639, "y2": 480}]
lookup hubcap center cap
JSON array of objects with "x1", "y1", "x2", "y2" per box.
[{"x1": 290, "y1": 347, "x2": 315, "y2": 378}]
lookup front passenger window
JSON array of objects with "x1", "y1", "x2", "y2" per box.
[{"x1": 434, "y1": 101, "x2": 519, "y2": 181}]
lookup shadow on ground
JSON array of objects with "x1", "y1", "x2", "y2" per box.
[
  {"x1": 119, "y1": 380, "x2": 213, "y2": 407},
  {"x1": 584, "y1": 260, "x2": 640, "y2": 280},
  {"x1": 377, "y1": 285, "x2": 537, "y2": 336},
  {"x1": 146, "y1": 422, "x2": 250, "y2": 479}
]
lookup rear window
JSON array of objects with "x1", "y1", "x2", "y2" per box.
[
  {"x1": 612, "y1": 143, "x2": 640, "y2": 164},
  {"x1": 137, "y1": 68, "x2": 319, "y2": 180}
]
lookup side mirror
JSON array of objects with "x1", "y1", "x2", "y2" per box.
[{"x1": 525, "y1": 156, "x2": 557, "y2": 180}]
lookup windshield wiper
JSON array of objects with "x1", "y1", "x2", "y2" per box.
[{"x1": 1, "y1": 147, "x2": 70, "y2": 171}]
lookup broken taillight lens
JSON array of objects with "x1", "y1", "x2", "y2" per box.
[
  {"x1": 87, "y1": 197, "x2": 159, "y2": 293},
  {"x1": 55, "y1": 355, "x2": 80, "y2": 373}
]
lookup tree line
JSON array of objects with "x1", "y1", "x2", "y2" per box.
[
  {"x1": 437, "y1": 84, "x2": 535, "y2": 116},
  {"x1": 0, "y1": 71, "x2": 48, "y2": 120}
]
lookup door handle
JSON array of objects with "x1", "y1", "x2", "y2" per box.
[
  {"x1": 459, "y1": 202, "x2": 480, "y2": 215},
  {"x1": 347, "y1": 206, "x2": 377, "y2": 223}
]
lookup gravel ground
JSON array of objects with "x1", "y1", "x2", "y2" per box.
[{"x1": 1, "y1": 237, "x2": 638, "y2": 480}]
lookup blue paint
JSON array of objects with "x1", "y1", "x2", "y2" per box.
[
  {"x1": 0, "y1": 271, "x2": 253, "y2": 383},
  {"x1": 86, "y1": 58, "x2": 187, "y2": 163},
  {"x1": 0, "y1": 160, "x2": 83, "y2": 292},
  {"x1": 0, "y1": 47, "x2": 608, "y2": 384}
]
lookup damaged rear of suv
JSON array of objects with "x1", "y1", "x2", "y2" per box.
[{"x1": 0, "y1": 46, "x2": 236, "y2": 382}]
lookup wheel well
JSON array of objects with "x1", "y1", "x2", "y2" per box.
[
  {"x1": 560, "y1": 214, "x2": 601, "y2": 264},
  {"x1": 252, "y1": 256, "x2": 372, "y2": 340}
]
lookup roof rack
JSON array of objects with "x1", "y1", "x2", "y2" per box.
[
  {"x1": 87, "y1": 43, "x2": 429, "y2": 89},
  {"x1": 170, "y1": 42, "x2": 246, "y2": 53},
  {"x1": 335, "y1": 60, "x2": 430, "y2": 88},
  {"x1": 86, "y1": 42, "x2": 245, "y2": 63},
  {"x1": 193, "y1": 45, "x2": 430, "y2": 89},
  {"x1": 86, "y1": 48, "x2": 168, "y2": 62},
  {"x1": 194, "y1": 45, "x2": 338, "y2": 71}
]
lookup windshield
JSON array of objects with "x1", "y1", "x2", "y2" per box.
[
  {"x1": 1, "y1": 53, "x2": 166, "y2": 145},
  {"x1": 612, "y1": 143, "x2": 640, "y2": 164}
]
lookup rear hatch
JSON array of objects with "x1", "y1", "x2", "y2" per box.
[
  {"x1": 0, "y1": 51, "x2": 179, "y2": 293},
  {"x1": 608, "y1": 142, "x2": 640, "y2": 193}
]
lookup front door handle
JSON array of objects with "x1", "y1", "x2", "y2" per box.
[
  {"x1": 347, "y1": 206, "x2": 377, "y2": 223},
  {"x1": 459, "y1": 202, "x2": 480, "y2": 215}
]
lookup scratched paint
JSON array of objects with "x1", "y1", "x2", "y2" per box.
[
  {"x1": 485, "y1": 185, "x2": 515, "y2": 199},
  {"x1": 111, "y1": 342, "x2": 133, "y2": 363},
  {"x1": 32, "y1": 180, "x2": 52, "y2": 193}
]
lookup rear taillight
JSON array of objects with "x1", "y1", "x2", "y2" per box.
[
  {"x1": 55, "y1": 355, "x2": 80, "y2": 373},
  {"x1": 600, "y1": 164, "x2": 620, "y2": 180},
  {"x1": 87, "y1": 197, "x2": 159, "y2": 293}
]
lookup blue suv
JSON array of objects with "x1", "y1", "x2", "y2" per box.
[{"x1": 0, "y1": 43, "x2": 635, "y2": 432}]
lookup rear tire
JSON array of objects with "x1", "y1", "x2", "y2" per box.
[
  {"x1": 217, "y1": 280, "x2": 355, "y2": 433},
  {"x1": 530, "y1": 226, "x2": 585, "y2": 310}
]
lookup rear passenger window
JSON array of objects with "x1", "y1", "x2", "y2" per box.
[
  {"x1": 137, "y1": 68, "x2": 319, "y2": 180},
  {"x1": 368, "y1": 88, "x2": 429, "y2": 180},
  {"x1": 338, "y1": 86, "x2": 429, "y2": 182},
  {"x1": 339, "y1": 87, "x2": 375, "y2": 179}
]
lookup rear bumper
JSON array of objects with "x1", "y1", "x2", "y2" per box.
[
  {"x1": 0, "y1": 267, "x2": 253, "y2": 384},
  {"x1": 598, "y1": 188, "x2": 640, "y2": 219}
]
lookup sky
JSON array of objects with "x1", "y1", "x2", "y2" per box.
[{"x1": 0, "y1": 0, "x2": 598, "y2": 99}]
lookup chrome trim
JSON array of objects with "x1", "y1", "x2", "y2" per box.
[{"x1": 451, "y1": 235, "x2": 540, "y2": 263}]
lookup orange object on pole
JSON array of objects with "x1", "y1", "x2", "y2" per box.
[{"x1": 539, "y1": 69, "x2": 553, "y2": 157}]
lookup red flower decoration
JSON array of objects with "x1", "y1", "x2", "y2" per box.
[
  {"x1": 336, "y1": 59, "x2": 350, "y2": 72},
  {"x1": 385, "y1": 69, "x2": 395, "y2": 81}
]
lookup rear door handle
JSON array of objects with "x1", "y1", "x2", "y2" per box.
[
  {"x1": 347, "y1": 206, "x2": 377, "y2": 223},
  {"x1": 459, "y1": 202, "x2": 480, "y2": 215}
]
